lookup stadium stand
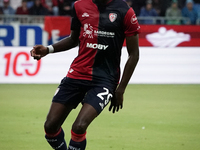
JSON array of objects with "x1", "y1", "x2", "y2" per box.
[{"x1": 0, "y1": 0, "x2": 199, "y2": 24}]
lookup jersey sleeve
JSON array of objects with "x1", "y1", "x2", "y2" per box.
[
  {"x1": 123, "y1": 8, "x2": 141, "y2": 37},
  {"x1": 70, "y1": 3, "x2": 81, "y2": 31}
]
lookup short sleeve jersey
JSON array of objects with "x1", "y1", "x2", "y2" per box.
[{"x1": 67, "y1": 0, "x2": 140, "y2": 84}]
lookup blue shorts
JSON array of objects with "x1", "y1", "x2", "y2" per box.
[{"x1": 52, "y1": 77, "x2": 117, "y2": 114}]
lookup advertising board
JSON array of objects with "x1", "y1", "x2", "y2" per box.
[
  {"x1": 0, "y1": 17, "x2": 200, "y2": 83},
  {"x1": 1, "y1": 17, "x2": 200, "y2": 47},
  {"x1": 0, "y1": 47, "x2": 200, "y2": 84}
]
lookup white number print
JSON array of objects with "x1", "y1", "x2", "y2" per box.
[{"x1": 97, "y1": 87, "x2": 113, "y2": 109}]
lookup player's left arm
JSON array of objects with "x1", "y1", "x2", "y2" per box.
[{"x1": 109, "y1": 34, "x2": 139, "y2": 113}]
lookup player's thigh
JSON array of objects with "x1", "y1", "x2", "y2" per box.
[
  {"x1": 45, "y1": 77, "x2": 87, "y2": 133},
  {"x1": 52, "y1": 77, "x2": 87, "y2": 107},
  {"x1": 45, "y1": 102, "x2": 74, "y2": 133},
  {"x1": 71, "y1": 86, "x2": 116, "y2": 133},
  {"x1": 83, "y1": 86, "x2": 115, "y2": 114},
  {"x1": 72, "y1": 103, "x2": 98, "y2": 134}
]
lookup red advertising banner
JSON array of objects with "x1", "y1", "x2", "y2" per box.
[
  {"x1": 138, "y1": 25, "x2": 200, "y2": 47},
  {"x1": 44, "y1": 16, "x2": 71, "y2": 45}
]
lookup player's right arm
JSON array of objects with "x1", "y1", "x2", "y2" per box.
[
  {"x1": 50, "y1": 29, "x2": 80, "y2": 53},
  {"x1": 31, "y1": 2, "x2": 81, "y2": 60},
  {"x1": 30, "y1": 29, "x2": 80, "y2": 60},
  {"x1": 31, "y1": 4, "x2": 81, "y2": 60}
]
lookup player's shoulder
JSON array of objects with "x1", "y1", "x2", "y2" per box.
[
  {"x1": 73, "y1": 0, "x2": 90, "y2": 14},
  {"x1": 74, "y1": 0, "x2": 91, "y2": 6}
]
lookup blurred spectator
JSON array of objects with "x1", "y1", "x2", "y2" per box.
[
  {"x1": 0, "y1": 0, "x2": 3, "y2": 7},
  {"x1": 194, "y1": 0, "x2": 200, "y2": 3},
  {"x1": 0, "y1": 0, "x2": 3, "y2": 14},
  {"x1": 178, "y1": 0, "x2": 186, "y2": 9},
  {"x1": 27, "y1": 0, "x2": 34, "y2": 8},
  {"x1": 58, "y1": 0, "x2": 75, "y2": 16},
  {"x1": 193, "y1": 1, "x2": 200, "y2": 20},
  {"x1": 165, "y1": 0, "x2": 182, "y2": 24},
  {"x1": 139, "y1": 0, "x2": 158, "y2": 24},
  {"x1": 152, "y1": 0, "x2": 162, "y2": 15},
  {"x1": 0, "y1": 7, "x2": 3, "y2": 14},
  {"x1": 29, "y1": 0, "x2": 48, "y2": 15},
  {"x1": 16, "y1": 0, "x2": 29, "y2": 15},
  {"x1": 182, "y1": 0, "x2": 198, "y2": 24},
  {"x1": 159, "y1": 0, "x2": 171, "y2": 16},
  {"x1": 0, "y1": 0, "x2": 15, "y2": 15},
  {"x1": 10, "y1": 0, "x2": 22, "y2": 10},
  {"x1": 41, "y1": 0, "x2": 59, "y2": 16},
  {"x1": 0, "y1": 0, "x2": 15, "y2": 23}
]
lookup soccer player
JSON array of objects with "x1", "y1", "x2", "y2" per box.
[{"x1": 30, "y1": 0, "x2": 140, "y2": 149}]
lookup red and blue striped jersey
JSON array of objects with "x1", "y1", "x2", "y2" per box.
[{"x1": 67, "y1": 0, "x2": 140, "y2": 84}]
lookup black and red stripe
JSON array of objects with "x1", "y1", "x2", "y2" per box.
[{"x1": 67, "y1": 0, "x2": 140, "y2": 84}]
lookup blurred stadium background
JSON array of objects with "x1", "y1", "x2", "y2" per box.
[{"x1": 0, "y1": 0, "x2": 200, "y2": 150}]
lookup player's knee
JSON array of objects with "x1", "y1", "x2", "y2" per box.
[
  {"x1": 72, "y1": 121, "x2": 88, "y2": 134},
  {"x1": 44, "y1": 120, "x2": 59, "y2": 134}
]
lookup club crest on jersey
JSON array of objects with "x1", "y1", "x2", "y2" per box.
[{"x1": 109, "y1": 13, "x2": 117, "y2": 22}]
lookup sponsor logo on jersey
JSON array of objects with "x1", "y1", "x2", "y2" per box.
[
  {"x1": 94, "y1": 30, "x2": 115, "y2": 38},
  {"x1": 86, "y1": 43, "x2": 109, "y2": 50},
  {"x1": 83, "y1": 23, "x2": 93, "y2": 38},
  {"x1": 109, "y1": 13, "x2": 117, "y2": 22},
  {"x1": 82, "y1": 12, "x2": 89, "y2": 17},
  {"x1": 131, "y1": 14, "x2": 138, "y2": 24},
  {"x1": 83, "y1": 23, "x2": 115, "y2": 38}
]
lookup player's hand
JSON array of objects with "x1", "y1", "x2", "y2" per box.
[
  {"x1": 30, "y1": 45, "x2": 48, "y2": 60},
  {"x1": 109, "y1": 89, "x2": 124, "y2": 113}
]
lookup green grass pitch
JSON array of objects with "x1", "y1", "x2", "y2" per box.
[{"x1": 0, "y1": 84, "x2": 200, "y2": 150}]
